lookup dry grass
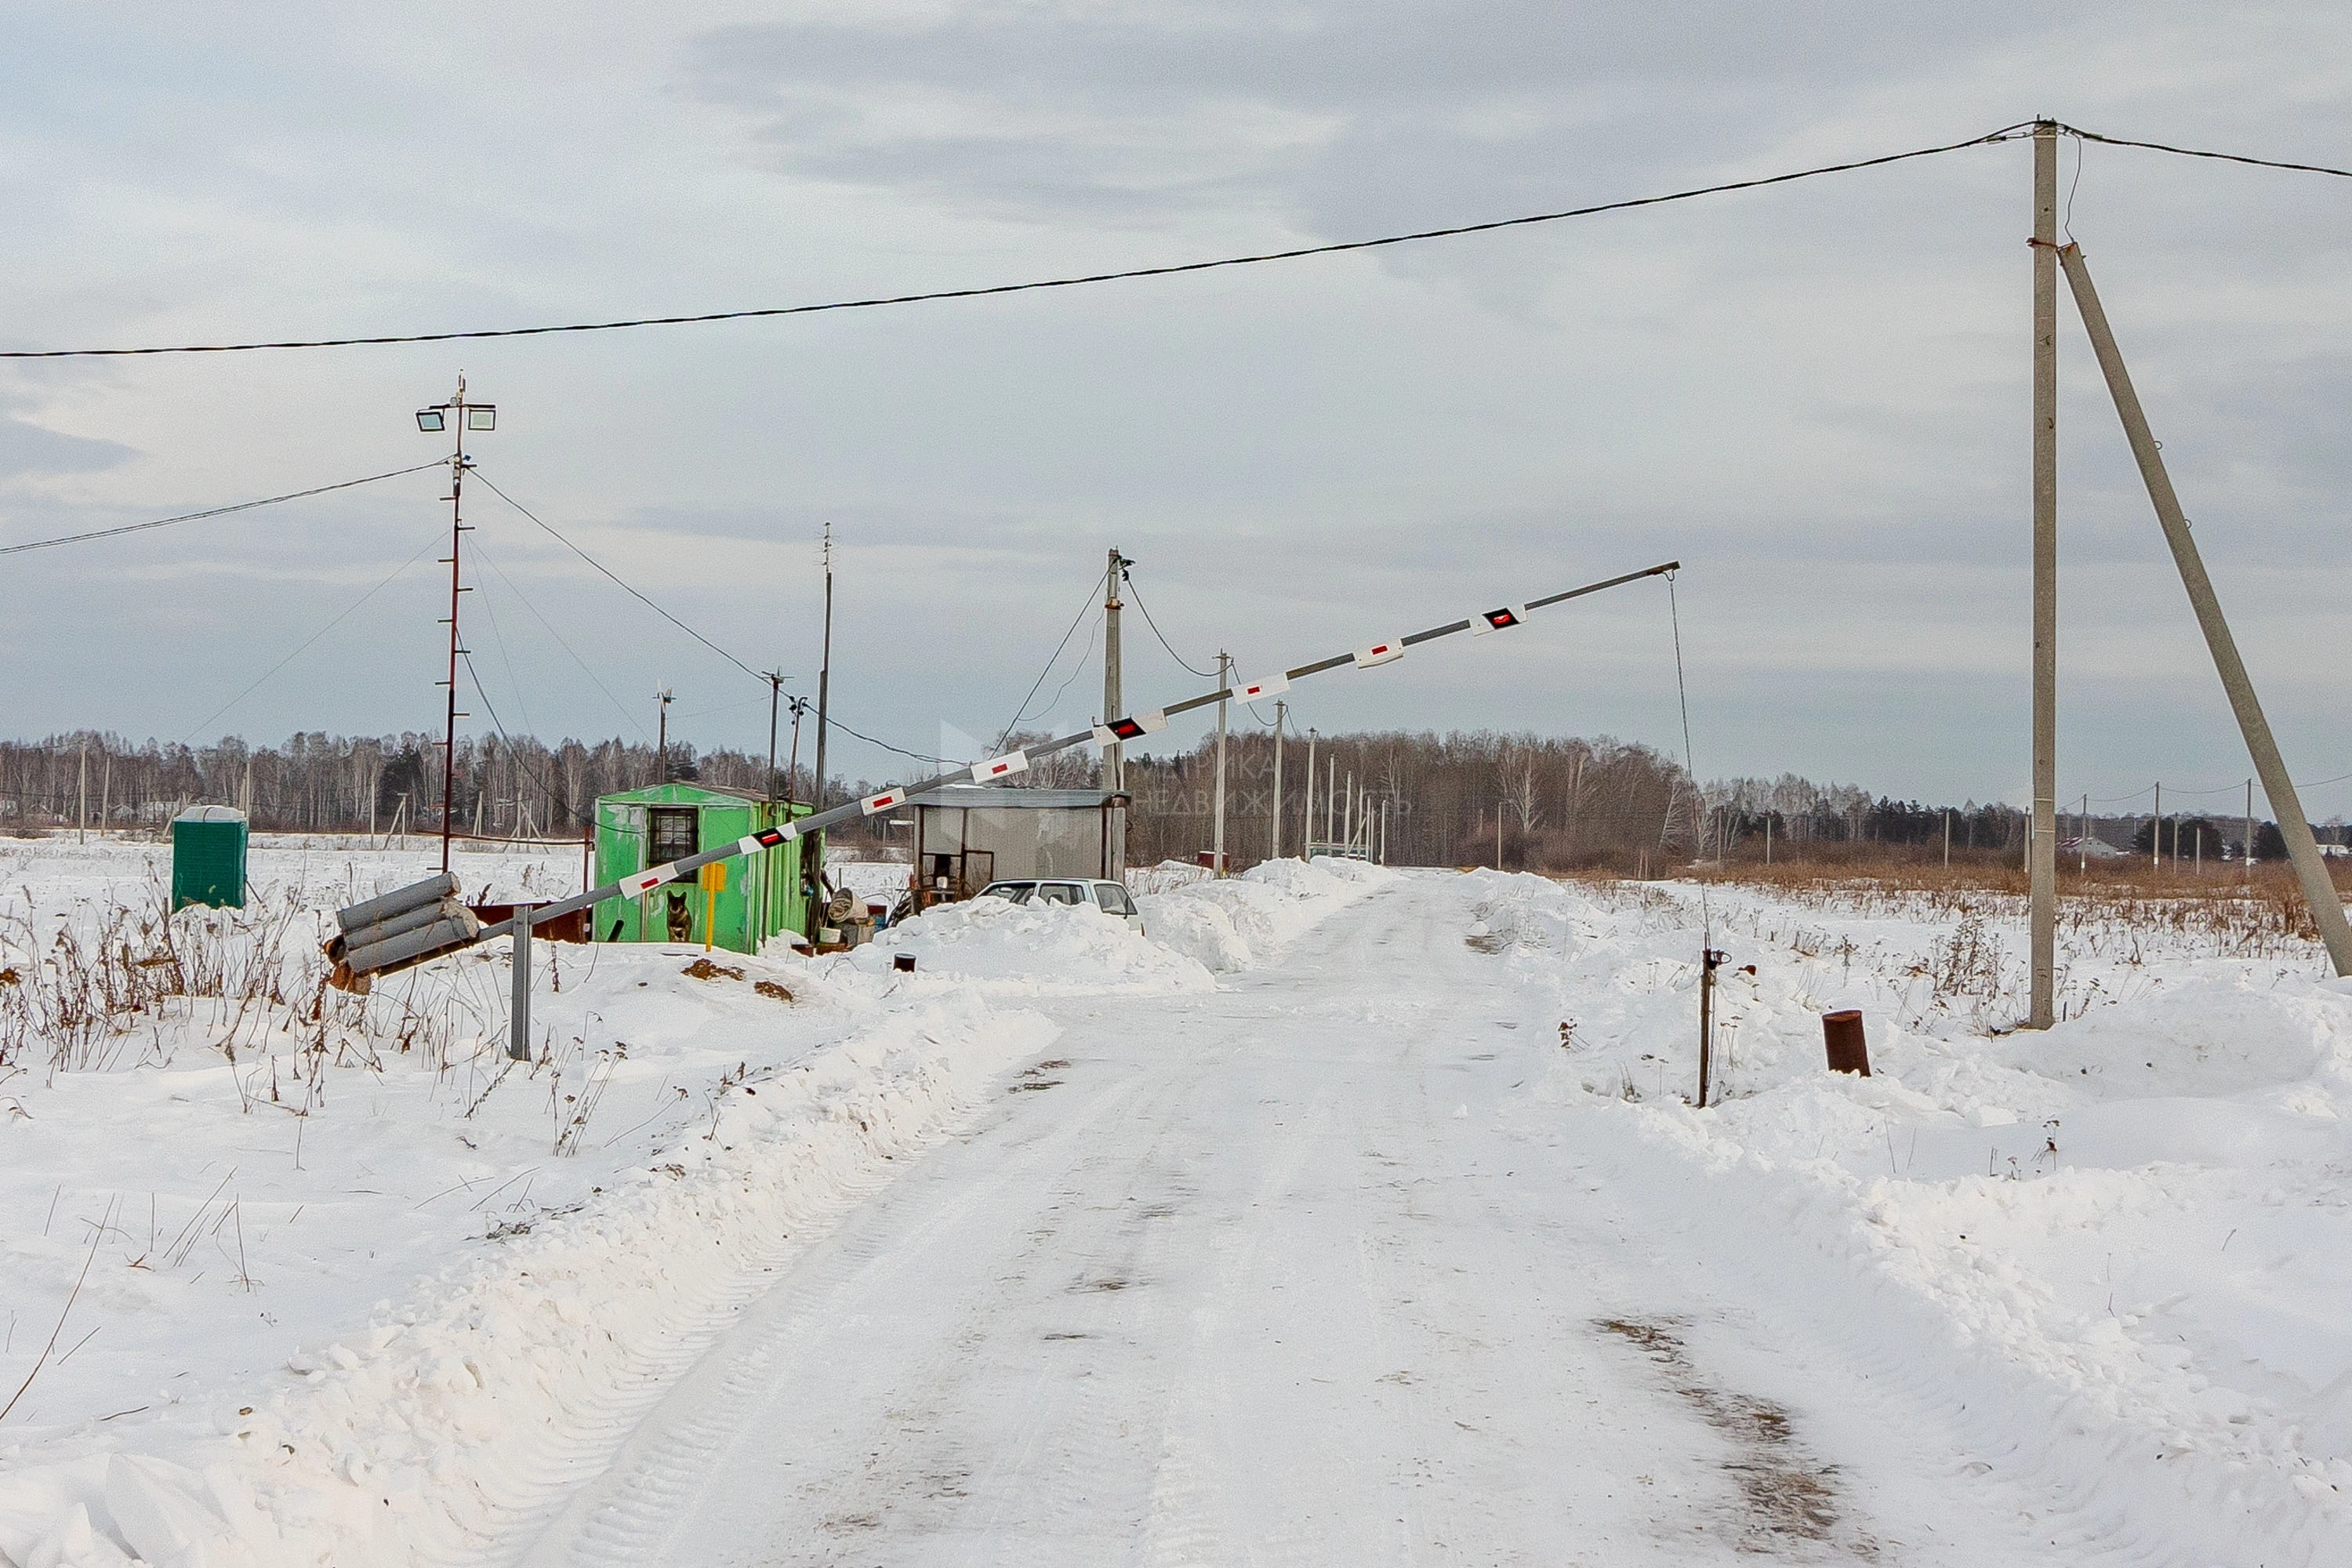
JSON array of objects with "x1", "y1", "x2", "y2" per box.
[
  {"x1": 1663, "y1": 855, "x2": 2341, "y2": 957},
  {"x1": 0, "y1": 869, "x2": 509, "y2": 1096}
]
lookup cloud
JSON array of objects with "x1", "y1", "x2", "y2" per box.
[{"x1": 0, "y1": 416, "x2": 135, "y2": 482}]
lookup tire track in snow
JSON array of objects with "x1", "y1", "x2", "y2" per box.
[{"x1": 511, "y1": 1051, "x2": 1160, "y2": 1567}]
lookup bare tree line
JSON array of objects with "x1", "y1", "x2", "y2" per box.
[
  {"x1": 0, "y1": 731, "x2": 885, "y2": 842},
  {"x1": 1116, "y1": 729, "x2": 1695, "y2": 873},
  {"x1": 8, "y1": 728, "x2": 2121, "y2": 874}
]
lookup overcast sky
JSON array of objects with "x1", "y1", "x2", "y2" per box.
[{"x1": 2, "y1": 2, "x2": 2348, "y2": 818}]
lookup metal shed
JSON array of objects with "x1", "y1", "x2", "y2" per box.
[
  {"x1": 909, "y1": 786, "x2": 1114, "y2": 902},
  {"x1": 591, "y1": 782, "x2": 813, "y2": 953}
]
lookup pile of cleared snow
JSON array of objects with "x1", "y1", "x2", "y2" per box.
[
  {"x1": 0, "y1": 994, "x2": 1043, "y2": 1568},
  {"x1": 0, "y1": 837, "x2": 1060, "y2": 1568},
  {"x1": 1139, "y1": 855, "x2": 1394, "y2": 972},
  {"x1": 845, "y1": 894, "x2": 1214, "y2": 996}
]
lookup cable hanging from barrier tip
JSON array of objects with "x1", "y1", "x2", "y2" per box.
[{"x1": 1664, "y1": 568, "x2": 1711, "y2": 942}]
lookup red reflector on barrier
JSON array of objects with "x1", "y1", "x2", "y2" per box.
[
  {"x1": 862, "y1": 789, "x2": 906, "y2": 815},
  {"x1": 1474, "y1": 604, "x2": 1527, "y2": 634},
  {"x1": 1099, "y1": 710, "x2": 1167, "y2": 742},
  {"x1": 1352, "y1": 641, "x2": 1404, "y2": 669},
  {"x1": 971, "y1": 750, "x2": 1030, "y2": 782}
]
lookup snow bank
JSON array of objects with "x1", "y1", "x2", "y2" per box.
[
  {"x1": 834, "y1": 855, "x2": 1390, "y2": 993},
  {"x1": 1138, "y1": 855, "x2": 1394, "y2": 972},
  {"x1": 1509, "y1": 873, "x2": 2352, "y2": 1564},
  {"x1": 848, "y1": 894, "x2": 1214, "y2": 996},
  {"x1": 0, "y1": 990, "x2": 1046, "y2": 1568},
  {"x1": 0, "y1": 838, "x2": 1058, "y2": 1568}
]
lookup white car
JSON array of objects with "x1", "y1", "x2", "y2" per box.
[{"x1": 979, "y1": 878, "x2": 1145, "y2": 935}]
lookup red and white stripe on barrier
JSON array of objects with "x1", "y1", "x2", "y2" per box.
[
  {"x1": 619, "y1": 863, "x2": 683, "y2": 898},
  {"x1": 971, "y1": 750, "x2": 1030, "y2": 782},
  {"x1": 1352, "y1": 640, "x2": 1404, "y2": 669},
  {"x1": 861, "y1": 787, "x2": 909, "y2": 815},
  {"x1": 1473, "y1": 604, "x2": 1527, "y2": 635},
  {"x1": 1091, "y1": 709, "x2": 1168, "y2": 746},
  {"x1": 1232, "y1": 673, "x2": 1288, "y2": 702},
  {"x1": 733, "y1": 822, "x2": 798, "y2": 857}
]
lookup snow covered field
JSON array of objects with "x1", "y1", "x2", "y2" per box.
[{"x1": 3, "y1": 840, "x2": 2349, "y2": 1564}]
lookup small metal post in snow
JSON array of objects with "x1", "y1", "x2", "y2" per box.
[
  {"x1": 1697, "y1": 946, "x2": 1725, "y2": 1108},
  {"x1": 508, "y1": 908, "x2": 532, "y2": 1062}
]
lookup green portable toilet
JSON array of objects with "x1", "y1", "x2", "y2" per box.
[
  {"x1": 590, "y1": 782, "x2": 814, "y2": 953},
  {"x1": 172, "y1": 805, "x2": 249, "y2": 910}
]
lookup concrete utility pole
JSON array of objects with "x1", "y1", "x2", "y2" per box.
[
  {"x1": 1302, "y1": 728, "x2": 1317, "y2": 857},
  {"x1": 808, "y1": 523, "x2": 833, "y2": 931},
  {"x1": 2058, "y1": 241, "x2": 2352, "y2": 977},
  {"x1": 1212, "y1": 651, "x2": 1230, "y2": 876},
  {"x1": 2151, "y1": 782, "x2": 2161, "y2": 870},
  {"x1": 2245, "y1": 779, "x2": 2255, "y2": 884},
  {"x1": 1270, "y1": 699, "x2": 1286, "y2": 860},
  {"x1": 1103, "y1": 549, "x2": 1128, "y2": 878},
  {"x1": 2027, "y1": 121, "x2": 2060, "y2": 1029},
  {"x1": 765, "y1": 670, "x2": 788, "y2": 800}
]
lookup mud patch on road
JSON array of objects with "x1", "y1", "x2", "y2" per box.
[
  {"x1": 1013, "y1": 1063, "x2": 1065, "y2": 1091},
  {"x1": 1597, "y1": 1317, "x2": 1871, "y2": 1558}
]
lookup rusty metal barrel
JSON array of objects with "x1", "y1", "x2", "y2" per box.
[{"x1": 1822, "y1": 1010, "x2": 1871, "y2": 1076}]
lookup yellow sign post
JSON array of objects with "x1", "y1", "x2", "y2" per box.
[{"x1": 698, "y1": 862, "x2": 727, "y2": 951}]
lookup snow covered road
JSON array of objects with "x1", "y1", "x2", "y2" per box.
[{"x1": 510, "y1": 873, "x2": 2079, "y2": 1566}]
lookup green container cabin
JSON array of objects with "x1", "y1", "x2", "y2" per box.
[
  {"x1": 171, "y1": 805, "x2": 249, "y2": 911},
  {"x1": 592, "y1": 783, "x2": 815, "y2": 953}
]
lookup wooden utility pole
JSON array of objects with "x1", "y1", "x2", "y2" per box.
[
  {"x1": 2027, "y1": 121, "x2": 2060, "y2": 1029},
  {"x1": 2057, "y1": 240, "x2": 2352, "y2": 976},
  {"x1": 1103, "y1": 549, "x2": 1127, "y2": 878}
]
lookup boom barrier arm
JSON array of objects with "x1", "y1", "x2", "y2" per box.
[{"x1": 443, "y1": 559, "x2": 1679, "y2": 953}]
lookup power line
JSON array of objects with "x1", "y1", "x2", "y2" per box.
[
  {"x1": 0, "y1": 461, "x2": 444, "y2": 557},
  {"x1": 1123, "y1": 567, "x2": 1218, "y2": 678},
  {"x1": 469, "y1": 467, "x2": 956, "y2": 767},
  {"x1": 0, "y1": 124, "x2": 2040, "y2": 361},
  {"x1": 468, "y1": 533, "x2": 651, "y2": 742},
  {"x1": 993, "y1": 563, "x2": 1106, "y2": 753},
  {"x1": 2060, "y1": 124, "x2": 2352, "y2": 180},
  {"x1": 458, "y1": 651, "x2": 577, "y2": 818},
  {"x1": 471, "y1": 469, "x2": 768, "y2": 685},
  {"x1": 177, "y1": 521, "x2": 446, "y2": 742}
]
